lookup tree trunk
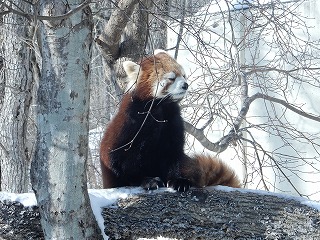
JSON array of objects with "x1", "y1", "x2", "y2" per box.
[
  {"x1": 30, "y1": 1, "x2": 101, "y2": 239},
  {"x1": 0, "y1": 1, "x2": 34, "y2": 193},
  {"x1": 103, "y1": 188, "x2": 320, "y2": 239}
]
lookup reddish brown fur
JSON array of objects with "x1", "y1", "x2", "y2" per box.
[
  {"x1": 180, "y1": 155, "x2": 241, "y2": 188},
  {"x1": 100, "y1": 94, "x2": 132, "y2": 188},
  {"x1": 100, "y1": 51, "x2": 241, "y2": 190},
  {"x1": 135, "y1": 53, "x2": 185, "y2": 100}
]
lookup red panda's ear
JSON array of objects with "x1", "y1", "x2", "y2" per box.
[
  {"x1": 123, "y1": 61, "x2": 140, "y2": 92},
  {"x1": 123, "y1": 61, "x2": 140, "y2": 76}
]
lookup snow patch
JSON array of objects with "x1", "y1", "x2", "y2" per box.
[
  {"x1": 0, "y1": 192, "x2": 37, "y2": 207},
  {"x1": 88, "y1": 188, "x2": 145, "y2": 240}
]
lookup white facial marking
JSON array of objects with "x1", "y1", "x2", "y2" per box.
[
  {"x1": 153, "y1": 71, "x2": 188, "y2": 101},
  {"x1": 167, "y1": 76, "x2": 188, "y2": 100},
  {"x1": 165, "y1": 72, "x2": 176, "y2": 80}
]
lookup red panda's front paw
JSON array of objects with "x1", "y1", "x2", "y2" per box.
[
  {"x1": 168, "y1": 178, "x2": 191, "y2": 192},
  {"x1": 141, "y1": 177, "x2": 165, "y2": 190}
]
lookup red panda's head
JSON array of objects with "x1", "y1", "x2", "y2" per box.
[{"x1": 123, "y1": 50, "x2": 188, "y2": 101}]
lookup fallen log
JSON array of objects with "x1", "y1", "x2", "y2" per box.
[
  {"x1": 102, "y1": 188, "x2": 320, "y2": 239},
  {"x1": 1, "y1": 187, "x2": 320, "y2": 239}
]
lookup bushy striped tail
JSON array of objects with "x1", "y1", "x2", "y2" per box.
[{"x1": 180, "y1": 154, "x2": 241, "y2": 188}]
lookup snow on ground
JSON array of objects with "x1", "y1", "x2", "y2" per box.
[
  {"x1": 1, "y1": 186, "x2": 320, "y2": 240},
  {"x1": 0, "y1": 192, "x2": 37, "y2": 207},
  {"x1": 89, "y1": 187, "x2": 145, "y2": 240}
]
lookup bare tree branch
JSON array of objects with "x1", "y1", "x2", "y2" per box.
[
  {"x1": 184, "y1": 88, "x2": 320, "y2": 154},
  {"x1": 95, "y1": 0, "x2": 139, "y2": 62},
  {"x1": 249, "y1": 92, "x2": 320, "y2": 122},
  {"x1": 173, "y1": 0, "x2": 186, "y2": 59},
  {"x1": 184, "y1": 120, "x2": 239, "y2": 153}
]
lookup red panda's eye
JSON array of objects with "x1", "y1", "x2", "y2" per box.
[{"x1": 168, "y1": 77, "x2": 175, "y2": 81}]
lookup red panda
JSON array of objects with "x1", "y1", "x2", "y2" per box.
[{"x1": 100, "y1": 50, "x2": 241, "y2": 191}]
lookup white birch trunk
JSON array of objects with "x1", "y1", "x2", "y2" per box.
[
  {"x1": 0, "y1": 1, "x2": 34, "y2": 193},
  {"x1": 30, "y1": 1, "x2": 101, "y2": 238}
]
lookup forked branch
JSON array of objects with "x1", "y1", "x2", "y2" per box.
[
  {"x1": 184, "y1": 92, "x2": 320, "y2": 153},
  {"x1": 95, "y1": 0, "x2": 139, "y2": 61}
]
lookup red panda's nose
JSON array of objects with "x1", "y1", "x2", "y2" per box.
[{"x1": 182, "y1": 82, "x2": 189, "y2": 90}]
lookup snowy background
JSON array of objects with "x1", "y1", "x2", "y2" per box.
[{"x1": 166, "y1": 0, "x2": 320, "y2": 200}]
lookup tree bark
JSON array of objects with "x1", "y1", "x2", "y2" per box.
[
  {"x1": 1, "y1": 188, "x2": 320, "y2": 239},
  {"x1": 103, "y1": 188, "x2": 320, "y2": 239},
  {"x1": 30, "y1": 1, "x2": 101, "y2": 239},
  {"x1": 0, "y1": 0, "x2": 34, "y2": 193}
]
